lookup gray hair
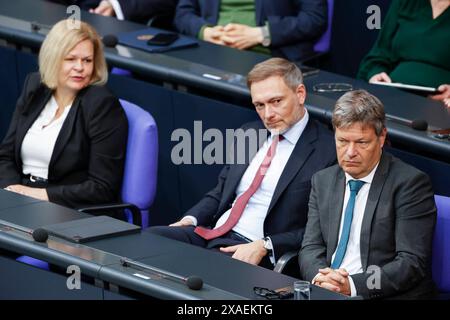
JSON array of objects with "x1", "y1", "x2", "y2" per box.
[
  {"x1": 332, "y1": 90, "x2": 386, "y2": 136},
  {"x1": 247, "y1": 57, "x2": 303, "y2": 91}
]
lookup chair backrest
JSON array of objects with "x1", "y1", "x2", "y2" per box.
[
  {"x1": 313, "y1": 0, "x2": 334, "y2": 53},
  {"x1": 120, "y1": 99, "x2": 158, "y2": 228},
  {"x1": 433, "y1": 195, "x2": 450, "y2": 293},
  {"x1": 111, "y1": 67, "x2": 132, "y2": 77}
]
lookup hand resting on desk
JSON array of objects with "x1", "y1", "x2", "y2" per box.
[
  {"x1": 4, "y1": 184, "x2": 49, "y2": 201},
  {"x1": 204, "y1": 23, "x2": 264, "y2": 50},
  {"x1": 220, "y1": 239, "x2": 268, "y2": 266}
]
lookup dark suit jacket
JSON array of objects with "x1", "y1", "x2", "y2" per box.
[
  {"x1": 299, "y1": 152, "x2": 437, "y2": 299},
  {"x1": 118, "y1": 0, "x2": 179, "y2": 28},
  {"x1": 174, "y1": 0, "x2": 328, "y2": 61},
  {"x1": 185, "y1": 119, "x2": 336, "y2": 260},
  {"x1": 0, "y1": 72, "x2": 128, "y2": 209},
  {"x1": 47, "y1": 0, "x2": 178, "y2": 28},
  {"x1": 46, "y1": 0, "x2": 101, "y2": 10}
]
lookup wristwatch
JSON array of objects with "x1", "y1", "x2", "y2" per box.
[
  {"x1": 263, "y1": 236, "x2": 273, "y2": 254},
  {"x1": 261, "y1": 25, "x2": 271, "y2": 47}
]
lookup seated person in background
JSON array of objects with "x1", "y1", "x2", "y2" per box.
[
  {"x1": 357, "y1": 0, "x2": 450, "y2": 107},
  {"x1": 174, "y1": 0, "x2": 328, "y2": 61},
  {"x1": 148, "y1": 58, "x2": 336, "y2": 268},
  {"x1": 90, "y1": 0, "x2": 179, "y2": 29},
  {"x1": 46, "y1": 0, "x2": 179, "y2": 29},
  {"x1": 299, "y1": 90, "x2": 437, "y2": 299},
  {"x1": 46, "y1": 0, "x2": 100, "y2": 11},
  {"x1": 0, "y1": 19, "x2": 128, "y2": 209}
]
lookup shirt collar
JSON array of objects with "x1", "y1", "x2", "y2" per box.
[
  {"x1": 270, "y1": 108, "x2": 309, "y2": 145},
  {"x1": 49, "y1": 95, "x2": 72, "y2": 114}
]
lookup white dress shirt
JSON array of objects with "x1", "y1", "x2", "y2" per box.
[
  {"x1": 108, "y1": 0, "x2": 125, "y2": 20},
  {"x1": 21, "y1": 96, "x2": 72, "y2": 179},
  {"x1": 186, "y1": 110, "x2": 309, "y2": 261}
]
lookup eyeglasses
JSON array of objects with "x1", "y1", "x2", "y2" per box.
[
  {"x1": 253, "y1": 287, "x2": 293, "y2": 300},
  {"x1": 313, "y1": 83, "x2": 353, "y2": 93}
]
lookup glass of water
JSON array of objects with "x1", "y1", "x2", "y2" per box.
[{"x1": 294, "y1": 280, "x2": 310, "y2": 300}]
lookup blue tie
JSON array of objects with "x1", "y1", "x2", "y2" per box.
[{"x1": 331, "y1": 180, "x2": 365, "y2": 269}]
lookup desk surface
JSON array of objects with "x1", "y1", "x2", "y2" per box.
[
  {"x1": 0, "y1": 190, "x2": 347, "y2": 300},
  {"x1": 1, "y1": 0, "x2": 449, "y2": 160}
]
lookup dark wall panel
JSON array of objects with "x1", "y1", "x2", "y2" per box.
[
  {"x1": 172, "y1": 91, "x2": 259, "y2": 214},
  {"x1": 0, "y1": 47, "x2": 19, "y2": 140},
  {"x1": 327, "y1": 0, "x2": 392, "y2": 77}
]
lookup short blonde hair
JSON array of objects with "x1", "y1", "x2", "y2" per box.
[
  {"x1": 39, "y1": 19, "x2": 108, "y2": 89},
  {"x1": 247, "y1": 57, "x2": 303, "y2": 91}
]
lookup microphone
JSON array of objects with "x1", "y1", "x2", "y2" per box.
[
  {"x1": 103, "y1": 34, "x2": 118, "y2": 48},
  {"x1": 30, "y1": 21, "x2": 52, "y2": 32},
  {"x1": 32, "y1": 228, "x2": 49, "y2": 243},
  {"x1": 386, "y1": 114, "x2": 428, "y2": 131},
  {"x1": 120, "y1": 258, "x2": 203, "y2": 290}
]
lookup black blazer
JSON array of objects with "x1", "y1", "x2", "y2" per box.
[
  {"x1": 0, "y1": 72, "x2": 128, "y2": 209},
  {"x1": 299, "y1": 152, "x2": 437, "y2": 299},
  {"x1": 185, "y1": 119, "x2": 337, "y2": 259}
]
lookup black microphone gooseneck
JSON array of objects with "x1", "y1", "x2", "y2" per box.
[
  {"x1": 0, "y1": 219, "x2": 48, "y2": 243},
  {"x1": 386, "y1": 114, "x2": 428, "y2": 131},
  {"x1": 120, "y1": 258, "x2": 203, "y2": 290}
]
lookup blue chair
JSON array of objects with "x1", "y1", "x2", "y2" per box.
[
  {"x1": 433, "y1": 195, "x2": 450, "y2": 295},
  {"x1": 313, "y1": 0, "x2": 334, "y2": 54},
  {"x1": 119, "y1": 99, "x2": 158, "y2": 228},
  {"x1": 300, "y1": 0, "x2": 334, "y2": 66},
  {"x1": 79, "y1": 99, "x2": 158, "y2": 228},
  {"x1": 15, "y1": 256, "x2": 50, "y2": 271},
  {"x1": 111, "y1": 67, "x2": 132, "y2": 77}
]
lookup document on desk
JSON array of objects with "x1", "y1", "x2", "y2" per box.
[
  {"x1": 42, "y1": 216, "x2": 140, "y2": 243},
  {"x1": 372, "y1": 81, "x2": 438, "y2": 93},
  {"x1": 117, "y1": 28, "x2": 198, "y2": 53}
]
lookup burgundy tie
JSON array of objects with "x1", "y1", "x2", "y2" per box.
[{"x1": 194, "y1": 135, "x2": 284, "y2": 240}]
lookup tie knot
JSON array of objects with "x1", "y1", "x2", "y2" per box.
[{"x1": 348, "y1": 180, "x2": 365, "y2": 194}]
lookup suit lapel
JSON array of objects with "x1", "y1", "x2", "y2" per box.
[
  {"x1": 327, "y1": 170, "x2": 346, "y2": 262},
  {"x1": 359, "y1": 152, "x2": 390, "y2": 270},
  {"x1": 267, "y1": 120, "x2": 317, "y2": 213},
  {"x1": 14, "y1": 88, "x2": 52, "y2": 164},
  {"x1": 255, "y1": 0, "x2": 263, "y2": 25},
  {"x1": 209, "y1": 0, "x2": 221, "y2": 23},
  {"x1": 48, "y1": 94, "x2": 81, "y2": 171}
]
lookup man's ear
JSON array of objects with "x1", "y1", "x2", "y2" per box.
[
  {"x1": 296, "y1": 84, "x2": 306, "y2": 105},
  {"x1": 379, "y1": 127, "x2": 387, "y2": 148}
]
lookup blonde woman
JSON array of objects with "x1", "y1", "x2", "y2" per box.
[{"x1": 0, "y1": 19, "x2": 128, "y2": 208}]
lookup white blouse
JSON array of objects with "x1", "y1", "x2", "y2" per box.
[{"x1": 21, "y1": 95, "x2": 72, "y2": 179}]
